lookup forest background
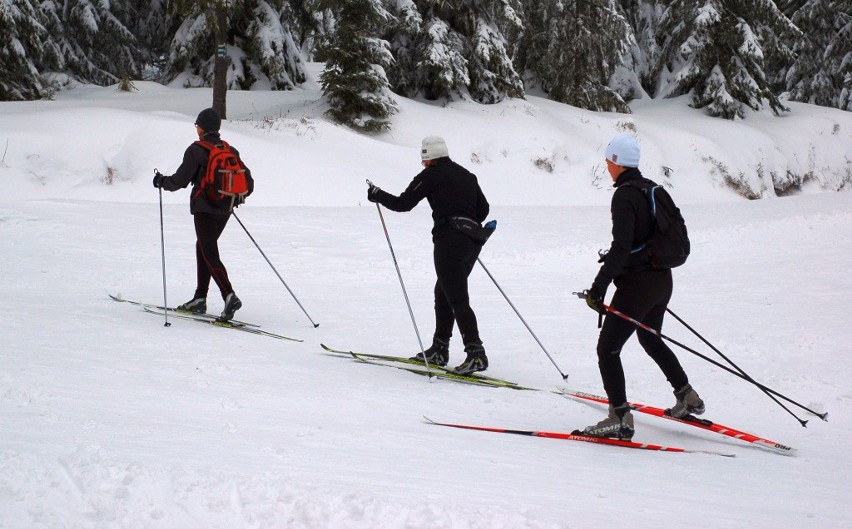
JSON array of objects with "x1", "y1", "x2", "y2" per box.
[{"x1": 2, "y1": 0, "x2": 850, "y2": 131}]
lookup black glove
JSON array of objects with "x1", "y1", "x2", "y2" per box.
[
  {"x1": 584, "y1": 286, "x2": 605, "y2": 314},
  {"x1": 152, "y1": 170, "x2": 165, "y2": 188},
  {"x1": 597, "y1": 249, "x2": 609, "y2": 263},
  {"x1": 367, "y1": 182, "x2": 381, "y2": 203}
]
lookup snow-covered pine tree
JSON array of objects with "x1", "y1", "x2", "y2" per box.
[
  {"x1": 458, "y1": 0, "x2": 524, "y2": 103},
  {"x1": 784, "y1": 0, "x2": 851, "y2": 111},
  {"x1": 619, "y1": 0, "x2": 663, "y2": 98},
  {"x1": 162, "y1": 1, "x2": 306, "y2": 92},
  {"x1": 46, "y1": 0, "x2": 144, "y2": 85},
  {"x1": 513, "y1": 0, "x2": 636, "y2": 112},
  {"x1": 314, "y1": 0, "x2": 397, "y2": 132},
  {"x1": 0, "y1": 0, "x2": 59, "y2": 100},
  {"x1": 243, "y1": 0, "x2": 306, "y2": 87},
  {"x1": 383, "y1": 0, "x2": 422, "y2": 97},
  {"x1": 773, "y1": 0, "x2": 809, "y2": 16},
  {"x1": 126, "y1": 0, "x2": 170, "y2": 73},
  {"x1": 652, "y1": 0, "x2": 799, "y2": 120},
  {"x1": 385, "y1": 0, "x2": 523, "y2": 103}
]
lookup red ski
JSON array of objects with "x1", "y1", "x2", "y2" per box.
[
  {"x1": 558, "y1": 389, "x2": 795, "y2": 456},
  {"x1": 424, "y1": 417, "x2": 735, "y2": 457}
]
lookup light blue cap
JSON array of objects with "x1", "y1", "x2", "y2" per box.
[{"x1": 605, "y1": 133, "x2": 640, "y2": 168}]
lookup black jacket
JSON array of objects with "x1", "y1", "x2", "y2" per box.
[
  {"x1": 160, "y1": 132, "x2": 254, "y2": 216},
  {"x1": 372, "y1": 157, "x2": 489, "y2": 239},
  {"x1": 592, "y1": 167, "x2": 655, "y2": 293}
]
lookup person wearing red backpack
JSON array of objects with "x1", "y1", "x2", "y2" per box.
[{"x1": 153, "y1": 108, "x2": 254, "y2": 322}]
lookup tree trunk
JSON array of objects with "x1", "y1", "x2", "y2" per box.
[{"x1": 212, "y1": 6, "x2": 228, "y2": 119}]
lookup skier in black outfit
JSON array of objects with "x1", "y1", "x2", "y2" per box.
[
  {"x1": 367, "y1": 136, "x2": 490, "y2": 375},
  {"x1": 579, "y1": 133, "x2": 704, "y2": 440},
  {"x1": 152, "y1": 108, "x2": 254, "y2": 322}
]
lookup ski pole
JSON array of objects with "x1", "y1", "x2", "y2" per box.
[
  {"x1": 367, "y1": 179, "x2": 431, "y2": 376},
  {"x1": 232, "y1": 211, "x2": 319, "y2": 328},
  {"x1": 665, "y1": 307, "x2": 806, "y2": 425},
  {"x1": 157, "y1": 183, "x2": 171, "y2": 327},
  {"x1": 573, "y1": 292, "x2": 825, "y2": 425},
  {"x1": 477, "y1": 258, "x2": 568, "y2": 380}
]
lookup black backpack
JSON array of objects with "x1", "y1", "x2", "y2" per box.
[{"x1": 625, "y1": 179, "x2": 690, "y2": 269}]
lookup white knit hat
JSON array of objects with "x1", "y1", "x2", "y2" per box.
[
  {"x1": 421, "y1": 136, "x2": 449, "y2": 160},
  {"x1": 604, "y1": 133, "x2": 640, "y2": 168}
]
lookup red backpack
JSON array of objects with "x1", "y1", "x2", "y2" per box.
[{"x1": 195, "y1": 140, "x2": 249, "y2": 208}]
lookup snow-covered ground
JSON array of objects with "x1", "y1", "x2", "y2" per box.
[{"x1": 1, "y1": 71, "x2": 851, "y2": 528}]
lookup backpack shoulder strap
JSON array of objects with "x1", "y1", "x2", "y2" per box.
[{"x1": 195, "y1": 139, "x2": 229, "y2": 151}]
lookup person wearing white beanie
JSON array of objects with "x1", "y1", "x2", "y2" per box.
[
  {"x1": 366, "y1": 136, "x2": 492, "y2": 375},
  {"x1": 575, "y1": 133, "x2": 705, "y2": 440},
  {"x1": 420, "y1": 135, "x2": 449, "y2": 160}
]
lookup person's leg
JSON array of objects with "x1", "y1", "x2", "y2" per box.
[
  {"x1": 432, "y1": 277, "x2": 455, "y2": 343},
  {"x1": 434, "y1": 234, "x2": 481, "y2": 346},
  {"x1": 636, "y1": 272, "x2": 689, "y2": 390},
  {"x1": 194, "y1": 213, "x2": 234, "y2": 300},
  {"x1": 595, "y1": 273, "x2": 660, "y2": 406}
]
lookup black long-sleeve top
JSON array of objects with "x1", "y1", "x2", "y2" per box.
[
  {"x1": 372, "y1": 157, "x2": 489, "y2": 239},
  {"x1": 592, "y1": 167, "x2": 654, "y2": 293}
]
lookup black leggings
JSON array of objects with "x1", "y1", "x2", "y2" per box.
[
  {"x1": 596, "y1": 268, "x2": 688, "y2": 407},
  {"x1": 432, "y1": 231, "x2": 482, "y2": 346},
  {"x1": 192, "y1": 213, "x2": 234, "y2": 301}
]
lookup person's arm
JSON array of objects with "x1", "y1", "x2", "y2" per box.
[
  {"x1": 372, "y1": 170, "x2": 431, "y2": 212},
  {"x1": 161, "y1": 145, "x2": 202, "y2": 191}
]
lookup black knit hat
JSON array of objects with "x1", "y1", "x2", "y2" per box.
[{"x1": 195, "y1": 108, "x2": 221, "y2": 132}]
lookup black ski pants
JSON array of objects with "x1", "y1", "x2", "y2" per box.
[
  {"x1": 192, "y1": 212, "x2": 234, "y2": 301},
  {"x1": 432, "y1": 231, "x2": 482, "y2": 346},
  {"x1": 596, "y1": 268, "x2": 689, "y2": 407}
]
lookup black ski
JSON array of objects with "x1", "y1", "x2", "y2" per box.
[
  {"x1": 109, "y1": 294, "x2": 259, "y2": 327},
  {"x1": 321, "y1": 344, "x2": 534, "y2": 390},
  {"x1": 141, "y1": 306, "x2": 302, "y2": 342},
  {"x1": 320, "y1": 343, "x2": 520, "y2": 385}
]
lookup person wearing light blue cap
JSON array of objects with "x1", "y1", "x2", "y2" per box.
[{"x1": 576, "y1": 133, "x2": 705, "y2": 440}]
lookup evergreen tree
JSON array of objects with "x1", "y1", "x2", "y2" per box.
[
  {"x1": 314, "y1": 0, "x2": 397, "y2": 132},
  {"x1": 126, "y1": 0, "x2": 170, "y2": 70},
  {"x1": 383, "y1": 0, "x2": 422, "y2": 97},
  {"x1": 514, "y1": 0, "x2": 637, "y2": 112},
  {"x1": 651, "y1": 0, "x2": 799, "y2": 119},
  {"x1": 44, "y1": 0, "x2": 144, "y2": 85},
  {"x1": 386, "y1": 0, "x2": 523, "y2": 103},
  {"x1": 785, "y1": 0, "x2": 852, "y2": 111},
  {"x1": 1, "y1": 0, "x2": 144, "y2": 100},
  {"x1": 773, "y1": 0, "x2": 809, "y2": 16},
  {"x1": 163, "y1": 0, "x2": 306, "y2": 112},
  {"x1": 0, "y1": 0, "x2": 58, "y2": 100},
  {"x1": 619, "y1": 0, "x2": 664, "y2": 96}
]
